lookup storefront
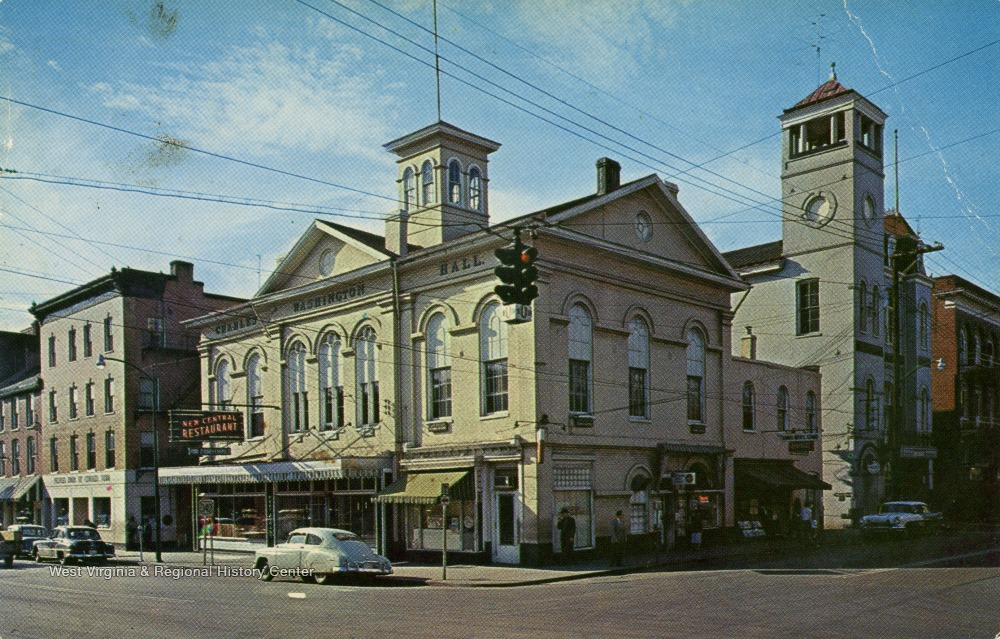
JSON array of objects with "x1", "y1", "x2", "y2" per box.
[
  {"x1": 734, "y1": 459, "x2": 830, "y2": 537},
  {"x1": 159, "y1": 457, "x2": 391, "y2": 552},
  {"x1": 657, "y1": 444, "x2": 726, "y2": 547},
  {"x1": 0, "y1": 475, "x2": 43, "y2": 527}
]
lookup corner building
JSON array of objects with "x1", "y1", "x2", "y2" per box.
[{"x1": 184, "y1": 121, "x2": 825, "y2": 564}]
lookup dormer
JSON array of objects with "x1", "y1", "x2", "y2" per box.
[{"x1": 384, "y1": 121, "x2": 501, "y2": 251}]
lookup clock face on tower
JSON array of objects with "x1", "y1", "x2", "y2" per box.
[
  {"x1": 635, "y1": 211, "x2": 652, "y2": 242},
  {"x1": 863, "y1": 196, "x2": 876, "y2": 225},
  {"x1": 803, "y1": 192, "x2": 836, "y2": 226}
]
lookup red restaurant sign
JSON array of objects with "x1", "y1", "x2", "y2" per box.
[{"x1": 169, "y1": 411, "x2": 245, "y2": 442}]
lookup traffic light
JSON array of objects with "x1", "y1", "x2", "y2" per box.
[{"x1": 494, "y1": 231, "x2": 539, "y2": 306}]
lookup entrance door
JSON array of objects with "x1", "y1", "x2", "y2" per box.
[{"x1": 493, "y1": 493, "x2": 519, "y2": 564}]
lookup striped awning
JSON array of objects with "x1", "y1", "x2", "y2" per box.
[
  {"x1": 158, "y1": 459, "x2": 385, "y2": 485},
  {"x1": 373, "y1": 470, "x2": 473, "y2": 505},
  {"x1": 0, "y1": 475, "x2": 40, "y2": 501}
]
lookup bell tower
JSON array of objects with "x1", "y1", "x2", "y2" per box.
[
  {"x1": 384, "y1": 121, "x2": 501, "y2": 252},
  {"x1": 779, "y1": 63, "x2": 887, "y2": 258}
]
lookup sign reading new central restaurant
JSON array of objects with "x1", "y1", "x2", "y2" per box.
[{"x1": 169, "y1": 411, "x2": 245, "y2": 443}]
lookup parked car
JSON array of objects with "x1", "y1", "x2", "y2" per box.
[
  {"x1": 33, "y1": 526, "x2": 116, "y2": 565},
  {"x1": 6, "y1": 524, "x2": 48, "y2": 558},
  {"x1": 860, "y1": 501, "x2": 941, "y2": 536},
  {"x1": 254, "y1": 527, "x2": 392, "y2": 584}
]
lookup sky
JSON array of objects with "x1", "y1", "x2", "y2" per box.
[{"x1": 0, "y1": 0, "x2": 997, "y2": 332}]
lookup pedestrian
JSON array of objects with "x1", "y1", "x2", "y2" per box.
[
  {"x1": 126, "y1": 516, "x2": 139, "y2": 550},
  {"x1": 610, "y1": 510, "x2": 627, "y2": 566},
  {"x1": 800, "y1": 502, "x2": 813, "y2": 540},
  {"x1": 556, "y1": 508, "x2": 576, "y2": 564}
]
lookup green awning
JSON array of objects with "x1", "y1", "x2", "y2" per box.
[
  {"x1": 0, "y1": 475, "x2": 40, "y2": 501},
  {"x1": 735, "y1": 460, "x2": 831, "y2": 491},
  {"x1": 373, "y1": 470, "x2": 473, "y2": 504}
]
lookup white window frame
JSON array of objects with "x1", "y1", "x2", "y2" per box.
[
  {"x1": 480, "y1": 302, "x2": 508, "y2": 415},
  {"x1": 568, "y1": 305, "x2": 593, "y2": 415},
  {"x1": 627, "y1": 318, "x2": 650, "y2": 419}
]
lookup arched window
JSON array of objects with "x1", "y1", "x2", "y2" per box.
[
  {"x1": 246, "y1": 354, "x2": 265, "y2": 438},
  {"x1": 568, "y1": 305, "x2": 593, "y2": 414},
  {"x1": 427, "y1": 313, "x2": 452, "y2": 419},
  {"x1": 627, "y1": 318, "x2": 649, "y2": 419},
  {"x1": 629, "y1": 484, "x2": 649, "y2": 534},
  {"x1": 420, "y1": 159, "x2": 435, "y2": 206},
  {"x1": 741, "y1": 381, "x2": 755, "y2": 431},
  {"x1": 919, "y1": 388, "x2": 931, "y2": 433},
  {"x1": 468, "y1": 167, "x2": 482, "y2": 211},
  {"x1": 777, "y1": 386, "x2": 789, "y2": 431},
  {"x1": 447, "y1": 160, "x2": 461, "y2": 205},
  {"x1": 686, "y1": 328, "x2": 706, "y2": 423},
  {"x1": 10, "y1": 439, "x2": 20, "y2": 475},
  {"x1": 214, "y1": 359, "x2": 232, "y2": 409},
  {"x1": 960, "y1": 381, "x2": 969, "y2": 419},
  {"x1": 356, "y1": 327, "x2": 379, "y2": 428},
  {"x1": 958, "y1": 328, "x2": 968, "y2": 365},
  {"x1": 858, "y1": 281, "x2": 868, "y2": 333},
  {"x1": 402, "y1": 167, "x2": 415, "y2": 211},
  {"x1": 805, "y1": 391, "x2": 817, "y2": 432},
  {"x1": 480, "y1": 302, "x2": 507, "y2": 414},
  {"x1": 919, "y1": 302, "x2": 929, "y2": 350},
  {"x1": 864, "y1": 377, "x2": 877, "y2": 430},
  {"x1": 984, "y1": 336, "x2": 996, "y2": 367},
  {"x1": 972, "y1": 331, "x2": 981, "y2": 365},
  {"x1": 318, "y1": 335, "x2": 343, "y2": 431},
  {"x1": 871, "y1": 285, "x2": 880, "y2": 337},
  {"x1": 287, "y1": 343, "x2": 308, "y2": 431}
]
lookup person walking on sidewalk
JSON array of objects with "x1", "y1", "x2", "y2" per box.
[
  {"x1": 611, "y1": 510, "x2": 627, "y2": 566},
  {"x1": 799, "y1": 502, "x2": 813, "y2": 540},
  {"x1": 556, "y1": 508, "x2": 576, "y2": 564}
]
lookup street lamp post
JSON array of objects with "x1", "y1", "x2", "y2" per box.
[{"x1": 97, "y1": 354, "x2": 162, "y2": 562}]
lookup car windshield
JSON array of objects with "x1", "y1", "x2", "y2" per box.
[
  {"x1": 66, "y1": 529, "x2": 101, "y2": 540},
  {"x1": 332, "y1": 532, "x2": 360, "y2": 541},
  {"x1": 21, "y1": 526, "x2": 46, "y2": 536},
  {"x1": 881, "y1": 503, "x2": 917, "y2": 514}
]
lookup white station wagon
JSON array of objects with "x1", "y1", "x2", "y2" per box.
[{"x1": 254, "y1": 527, "x2": 392, "y2": 584}]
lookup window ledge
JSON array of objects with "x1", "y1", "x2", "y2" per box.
[
  {"x1": 480, "y1": 411, "x2": 510, "y2": 422},
  {"x1": 688, "y1": 422, "x2": 706, "y2": 434},
  {"x1": 628, "y1": 417, "x2": 651, "y2": 424},
  {"x1": 796, "y1": 332, "x2": 823, "y2": 338}
]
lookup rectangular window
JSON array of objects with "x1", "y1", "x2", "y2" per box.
[
  {"x1": 138, "y1": 378, "x2": 157, "y2": 411},
  {"x1": 628, "y1": 368, "x2": 648, "y2": 419},
  {"x1": 68, "y1": 328, "x2": 77, "y2": 362},
  {"x1": 320, "y1": 386, "x2": 344, "y2": 432},
  {"x1": 10, "y1": 440, "x2": 19, "y2": 475},
  {"x1": 105, "y1": 430, "x2": 116, "y2": 468},
  {"x1": 250, "y1": 400, "x2": 267, "y2": 438},
  {"x1": 483, "y1": 359, "x2": 509, "y2": 414},
  {"x1": 147, "y1": 317, "x2": 165, "y2": 348},
  {"x1": 68, "y1": 386, "x2": 78, "y2": 419},
  {"x1": 140, "y1": 432, "x2": 155, "y2": 468},
  {"x1": 292, "y1": 392, "x2": 309, "y2": 431},
  {"x1": 359, "y1": 381, "x2": 380, "y2": 426},
  {"x1": 104, "y1": 377, "x2": 115, "y2": 413},
  {"x1": 70, "y1": 435, "x2": 79, "y2": 471},
  {"x1": 103, "y1": 316, "x2": 114, "y2": 352},
  {"x1": 796, "y1": 279, "x2": 820, "y2": 335},
  {"x1": 50, "y1": 437, "x2": 59, "y2": 472},
  {"x1": 49, "y1": 335, "x2": 56, "y2": 367},
  {"x1": 0, "y1": 442, "x2": 5, "y2": 474},
  {"x1": 430, "y1": 368, "x2": 452, "y2": 419},
  {"x1": 86, "y1": 432, "x2": 96, "y2": 469},
  {"x1": 83, "y1": 324, "x2": 92, "y2": 358},
  {"x1": 25, "y1": 395, "x2": 35, "y2": 428},
  {"x1": 9, "y1": 399, "x2": 17, "y2": 430},
  {"x1": 26, "y1": 438, "x2": 35, "y2": 474},
  {"x1": 93, "y1": 497, "x2": 111, "y2": 528},
  {"x1": 49, "y1": 390, "x2": 58, "y2": 422},
  {"x1": 85, "y1": 382, "x2": 95, "y2": 416},
  {"x1": 568, "y1": 360, "x2": 591, "y2": 414},
  {"x1": 687, "y1": 376, "x2": 703, "y2": 422}
]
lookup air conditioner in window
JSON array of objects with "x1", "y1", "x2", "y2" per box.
[
  {"x1": 672, "y1": 472, "x2": 696, "y2": 486},
  {"x1": 570, "y1": 414, "x2": 594, "y2": 428}
]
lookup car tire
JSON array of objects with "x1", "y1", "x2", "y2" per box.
[
  {"x1": 317, "y1": 573, "x2": 337, "y2": 586},
  {"x1": 257, "y1": 560, "x2": 274, "y2": 582},
  {"x1": 3, "y1": 555, "x2": 12, "y2": 568},
  {"x1": 301, "y1": 573, "x2": 316, "y2": 584},
  {"x1": 59, "y1": 554, "x2": 72, "y2": 566}
]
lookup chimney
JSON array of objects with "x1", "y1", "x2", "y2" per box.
[
  {"x1": 596, "y1": 157, "x2": 621, "y2": 195},
  {"x1": 385, "y1": 209, "x2": 408, "y2": 258},
  {"x1": 170, "y1": 260, "x2": 194, "y2": 282},
  {"x1": 741, "y1": 326, "x2": 757, "y2": 359}
]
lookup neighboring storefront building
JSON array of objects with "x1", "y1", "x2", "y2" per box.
[
  {"x1": 184, "y1": 121, "x2": 826, "y2": 565},
  {"x1": 30, "y1": 261, "x2": 241, "y2": 546},
  {"x1": 0, "y1": 329, "x2": 42, "y2": 527}
]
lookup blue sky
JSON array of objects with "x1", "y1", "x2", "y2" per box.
[{"x1": 0, "y1": 0, "x2": 996, "y2": 331}]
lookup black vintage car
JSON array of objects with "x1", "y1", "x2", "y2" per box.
[{"x1": 33, "y1": 526, "x2": 115, "y2": 565}]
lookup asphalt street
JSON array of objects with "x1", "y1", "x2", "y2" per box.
[{"x1": 1, "y1": 534, "x2": 998, "y2": 639}]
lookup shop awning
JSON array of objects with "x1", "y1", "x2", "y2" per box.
[
  {"x1": 735, "y1": 461, "x2": 831, "y2": 490},
  {"x1": 0, "y1": 475, "x2": 40, "y2": 501},
  {"x1": 158, "y1": 459, "x2": 382, "y2": 485},
  {"x1": 373, "y1": 470, "x2": 473, "y2": 505}
]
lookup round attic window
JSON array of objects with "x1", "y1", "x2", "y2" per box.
[
  {"x1": 319, "y1": 250, "x2": 336, "y2": 276},
  {"x1": 803, "y1": 192, "x2": 836, "y2": 225}
]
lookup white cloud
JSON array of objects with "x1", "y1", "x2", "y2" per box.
[
  {"x1": 88, "y1": 40, "x2": 398, "y2": 161},
  {"x1": 47, "y1": 59, "x2": 60, "y2": 71}
]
